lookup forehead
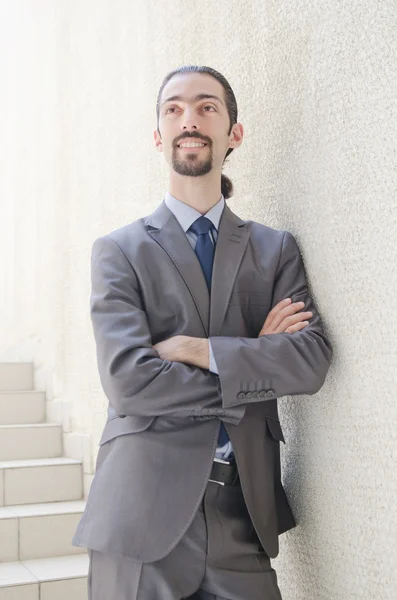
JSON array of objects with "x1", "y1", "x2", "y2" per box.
[{"x1": 160, "y1": 72, "x2": 225, "y2": 106}]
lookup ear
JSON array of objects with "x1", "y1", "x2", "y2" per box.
[
  {"x1": 229, "y1": 123, "x2": 244, "y2": 149},
  {"x1": 153, "y1": 129, "x2": 163, "y2": 153}
]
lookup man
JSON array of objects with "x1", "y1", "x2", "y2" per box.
[{"x1": 72, "y1": 65, "x2": 333, "y2": 599}]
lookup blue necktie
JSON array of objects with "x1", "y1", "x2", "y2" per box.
[{"x1": 189, "y1": 216, "x2": 230, "y2": 447}]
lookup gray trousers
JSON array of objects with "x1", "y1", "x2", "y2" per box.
[{"x1": 88, "y1": 478, "x2": 282, "y2": 600}]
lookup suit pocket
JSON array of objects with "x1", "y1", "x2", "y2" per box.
[
  {"x1": 228, "y1": 291, "x2": 269, "y2": 306},
  {"x1": 265, "y1": 416, "x2": 285, "y2": 444},
  {"x1": 227, "y1": 292, "x2": 270, "y2": 336},
  {"x1": 99, "y1": 415, "x2": 156, "y2": 446},
  {"x1": 95, "y1": 437, "x2": 116, "y2": 472}
]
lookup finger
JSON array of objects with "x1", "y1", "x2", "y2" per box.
[
  {"x1": 265, "y1": 298, "x2": 292, "y2": 328},
  {"x1": 261, "y1": 298, "x2": 311, "y2": 334},
  {"x1": 267, "y1": 298, "x2": 292, "y2": 318},
  {"x1": 275, "y1": 312, "x2": 312, "y2": 333},
  {"x1": 285, "y1": 321, "x2": 309, "y2": 334},
  {"x1": 269, "y1": 302, "x2": 308, "y2": 331}
]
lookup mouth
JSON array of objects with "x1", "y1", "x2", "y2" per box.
[{"x1": 177, "y1": 141, "x2": 208, "y2": 151}]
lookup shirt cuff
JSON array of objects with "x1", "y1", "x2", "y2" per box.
[{"x1": 208, "y1": 340, "x2": 219, "y2": 374}]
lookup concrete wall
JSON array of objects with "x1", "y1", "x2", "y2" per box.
[{"x1": 2, "y1": 1, "x2": 396, "y2": 597}]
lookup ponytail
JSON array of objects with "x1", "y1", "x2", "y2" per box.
[{"x1": 221, "y1": 173, "x2": 233, "y2": 200}]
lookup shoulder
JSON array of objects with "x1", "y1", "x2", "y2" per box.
[
  {"x1": 92, "y1": 217, "x2": 147, "y2": 253},
  {"x1": 243, "y1": 218, "x2": 295, "y2": 248},
  {"x1": 238, "y1": 215, "x2": 302, "y2": 267}
]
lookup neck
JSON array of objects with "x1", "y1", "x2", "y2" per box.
[{"x1": 168, "y1": 173, "x2": 222, "y2": 215}]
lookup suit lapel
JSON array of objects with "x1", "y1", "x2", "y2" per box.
[
  {"x1": 210, "y1": 205, "x2": 251, "y2": 336},
  {"x1": 145, "y1": 199, "x2": 251, "y2": 337},
  {"x1": 146, "y1": 201, "x2": 210, "y2": 335}
]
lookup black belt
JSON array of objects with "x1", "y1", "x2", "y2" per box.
[{"x1": 209, "y1": 456, "x2": 239, "y2": 486}]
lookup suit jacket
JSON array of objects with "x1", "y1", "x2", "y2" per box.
[{"x1": 72, "y1": 198, "x2": 333, "y2": 562}]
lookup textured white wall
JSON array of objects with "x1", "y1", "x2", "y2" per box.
[{"x1": 1, "y1": 1, "x2": 396, "y2": 597}]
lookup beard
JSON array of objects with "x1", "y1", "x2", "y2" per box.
[{"x1": 171, "y1": 144, "x2": 213, "y2": 177}]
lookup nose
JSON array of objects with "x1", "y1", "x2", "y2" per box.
[{"x1": 181, "y1": 107, "x2": 200, "y2": 132}]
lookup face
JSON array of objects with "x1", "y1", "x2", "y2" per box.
[{"x1": 154, "y1": 72, "x2": 243, "y2": 178}]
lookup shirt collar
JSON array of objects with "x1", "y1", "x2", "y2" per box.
[{"x1": 164, "y1": 191, "x2": 225, "y2": 233}]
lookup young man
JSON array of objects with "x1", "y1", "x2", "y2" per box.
[{"x1": 72, "y1": 65, "x2": 333, "y2": 599}]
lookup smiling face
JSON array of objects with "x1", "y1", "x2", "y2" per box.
[{"x1": 154, "y1": 72, "x2": 243, "y2": 179}]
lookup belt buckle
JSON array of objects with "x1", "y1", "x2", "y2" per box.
[{"x1": 209, "y1": 457, "x2": 232, "y2": 486}]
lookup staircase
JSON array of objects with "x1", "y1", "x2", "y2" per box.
[{"x1": 0, "y1": 363, "x2": 89, "y2": 600}]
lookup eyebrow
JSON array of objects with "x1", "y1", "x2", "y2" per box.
[{"x1": 161, "y1": 93, "x2": 224, "y2": 108}]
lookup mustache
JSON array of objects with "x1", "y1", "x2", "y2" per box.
[{"x1": 175, "y1": 134, "x2": 210, "y2": 145}]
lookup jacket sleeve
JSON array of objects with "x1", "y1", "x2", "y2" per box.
[
  {"x1": 209, "y1": 230, "x2": 333, "y2": 408},
  {"x1": 90, "y1": 235, "x2": 230, "y2": 419}
]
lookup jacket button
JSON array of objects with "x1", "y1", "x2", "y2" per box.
[
  {"x1": 259, "y1": 390, "x2": 267, "y2": 397},
  {"x1": 265, "y1": 389, "x2": 275, "y2": 397},
  {"x1": 252, "y1": 391, "x2": 259, "y2": 398},
  {"x1": 245, "y1": 392, "x2": 252, "y2": 399},
  {"x1": 237, "y1": 392, "x2": 246, "y2": 400}
]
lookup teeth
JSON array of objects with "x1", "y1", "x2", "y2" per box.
[{"x1": 179, "y1": 142, "x2": 206, "y2": 148}]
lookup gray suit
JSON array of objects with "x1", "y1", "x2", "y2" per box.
[{"x1": 72, "y1": 198, "x2": 333, "y2": 565}]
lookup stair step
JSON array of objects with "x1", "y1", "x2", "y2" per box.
[
  {"x1": 0, "y1": 423, "x2": 62, "y2": 461},
  {"x1": 0, "y1": 500, "x2": 86, "y2": 561},
  {"x1": 0, "y1": 457, "x2": 83, "y2": 506},
  {"x1": 0, "y1": 553, "x2": 88, "y2": 599},
  {"x1": 0, "y1": 363, "x2": 33, "y2": 392},
  {"x1": 0, "y1": 391, "x2": 45, "y2": 425}
]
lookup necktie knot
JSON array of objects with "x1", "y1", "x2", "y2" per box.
[{"x1": 189, "y1": 216, "x2": 214, "y2": 236}]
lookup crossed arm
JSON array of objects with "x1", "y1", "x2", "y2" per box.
[
  {"x1": 90, "y1": 231, "x2": 333, "y2": 420},
  {"x1": 153, "y1": 231, "x2": 333, "y2": 408},
  {"x1": 90, "y1": 236, "x2": 225, "y2": 420},
  {"x1": 153, "y1": 294, "x2": 314, "y2": 372}
]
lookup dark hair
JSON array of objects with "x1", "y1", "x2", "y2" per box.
[{"x1": 156, "y1": 65, "x2": 238, "y2": 199}]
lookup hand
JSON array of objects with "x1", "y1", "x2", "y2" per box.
[
  {"x1": 258, "y1": 298, "x2": 313, "y2": 336},
  {"x1": 153, "y1": 335, "x2": 209, "y2": 370},
  {"x1": 153, "y1": 335, "x2": 185, "y2": 362}
]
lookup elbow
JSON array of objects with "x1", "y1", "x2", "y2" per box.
[
  {"x1": 98, "y1": 351, "x2": 169, "y2": 415},
  {"x1": 307, "y1": 332, "x2": 333, "y2": 394},
  {"x1": 102, "y1": 376, "x2": 146, "y2": 416},
  {"x1": 308, "y1": 365, "x2": 331, "y2": 395},
  {"x1": 99, "y1": 374, "x2": 135, "y2": 416},
  {"x1": 98, "y1": 356, "x2": 144, "y2": 415}
]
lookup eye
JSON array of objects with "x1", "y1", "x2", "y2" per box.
[{"x1": 165, "y1": 105, "x2": 217, "y2": 114}]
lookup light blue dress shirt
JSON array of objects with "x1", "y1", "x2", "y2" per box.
[{"x1": 164, "y1": 191, "x2": 234, "y2": 460}]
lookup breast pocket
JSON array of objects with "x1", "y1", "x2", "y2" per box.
[
  {"x1": 226, "y1": 291, "x2": 270, "y2": 335},
  {"x1": 228, "y1": 292, "x2": 269, "y2": 306}
]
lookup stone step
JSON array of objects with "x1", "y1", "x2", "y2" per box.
[
  {"x1": 0, "y1": 500, "x2": 86, "y2": 561},
  {"x1": 0, "y1": 364, "x2": 33, "y2": 392},
  {"x1": 0, "y1": 457, "x2": 83, "y2": 506},
  {"x1": 0, "y1": 553, "x2": 88, "y2": 599},
  {"x1": 0, "y1": 391, "x2": 45, "y2": 426},
  {"x1": 0, "y1": 423, "x2": 62, "y2": 461}
]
